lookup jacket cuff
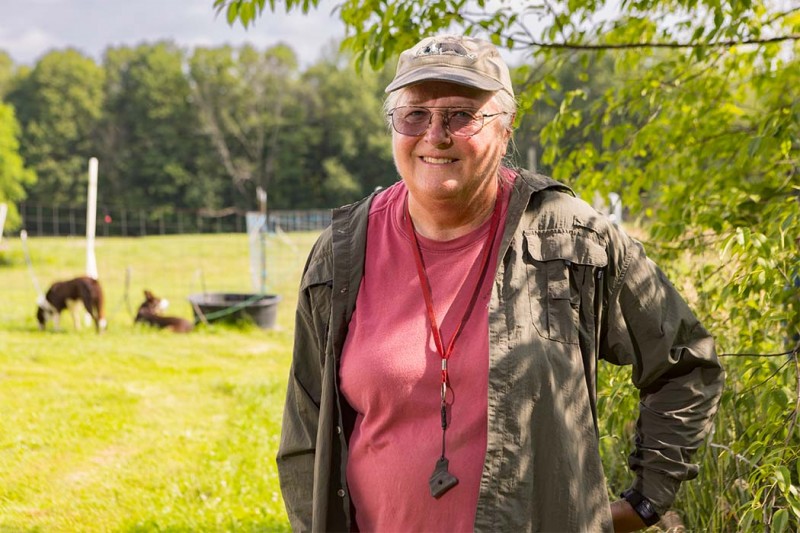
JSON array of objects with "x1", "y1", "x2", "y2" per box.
[{"x1": 631, "y1": 471, "x2": 682, "y2": 516}]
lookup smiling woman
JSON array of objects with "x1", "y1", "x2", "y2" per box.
[{"x1": 276, "y1": 33, "x2": 724, "y2": 533}]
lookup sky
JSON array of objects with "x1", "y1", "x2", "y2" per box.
[{"x1": 0, "y1": 0, "x2": 349, "y2": 67}]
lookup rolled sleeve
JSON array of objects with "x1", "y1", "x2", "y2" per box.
[{"x1": 602, "y1": 228, "x2": 725, "y2": 513}]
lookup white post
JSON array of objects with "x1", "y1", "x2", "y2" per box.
[
  {"x1": 86, "y1": 157, "x2": 99, "y2": 279},
  {"x1": 608, "y1": 192, "x2": 623, "y2": 224},
  {"x1": 257, "y1": 187, "x2": 267, "y2": 293},
  {"x1": 527, "y1": 146, "x2": 537, "y2": 173}
]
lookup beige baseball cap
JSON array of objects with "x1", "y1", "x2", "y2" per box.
[{"x1": 385, "y1": 34, "x2": 514, "y2": 97}]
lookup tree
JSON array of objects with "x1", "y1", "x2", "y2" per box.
[
  {"x1": 0, "y1": 50, "x2": 15, "y2": 98},
  {"x1": 0, "y1": 102, "x2": 35, "y2": 230},
  {"x1": 188, "y1": 43, "x2": 306, "y2": 210},
  {"x1": 299, "y1": 50, "x2": 395, "y2": 206},
  {"x1": 6, "y1": 49, "x2": 104, "y2": 206},
  {"x1": 217, "y1": 0, "x2": 800, "y2": 529},
  {"x1": 99, "y1": 42, "x2": 216, "y2": 214},
  {"x1": 512, "y1": 51, "x2": 617, "y2": 175}
]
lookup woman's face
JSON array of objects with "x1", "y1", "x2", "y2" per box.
[{"x1": 391, "y1": 81, "x2": 511, "y2": 207}]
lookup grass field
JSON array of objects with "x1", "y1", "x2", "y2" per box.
[{"x1": 0, "y1": 232, "x2": 318, "y2": 532}]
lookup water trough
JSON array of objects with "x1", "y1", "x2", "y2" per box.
[{"x1": 188, "y1": 293, "x2": 281, "y2": 329}]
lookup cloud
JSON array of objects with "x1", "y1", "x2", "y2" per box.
[
  {"x1": 0, "y1": 0, "x2": 346, "y2": 67},
  {"x1": 0, "y1": 27, "x2": 63, "y2": 64}
]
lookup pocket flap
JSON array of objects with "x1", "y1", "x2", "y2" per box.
[{"x1": 524, "y1": 231, "x2": 608, "y2": 267}]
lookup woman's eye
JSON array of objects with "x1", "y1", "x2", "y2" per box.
[
  {"x1": 451, "y1": 110, "x2": 473, "y2": 119},
  {"x1": 404, "y1": 110, "x2": 429, "y2": 121}
]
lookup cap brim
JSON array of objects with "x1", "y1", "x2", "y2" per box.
[{"x1": 385, "y1": 66, "x2": 506, "y2": 93}]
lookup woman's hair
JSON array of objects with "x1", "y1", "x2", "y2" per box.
[{"x1": 383, "y1": 87, "x2": 518, "y2": 133}]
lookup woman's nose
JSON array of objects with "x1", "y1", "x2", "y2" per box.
[{"x1": 424, "y1": 112, "x2": 451, "y2": 145}]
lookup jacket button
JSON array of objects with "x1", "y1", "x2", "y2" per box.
[
  {"x1": 336, "y1": 425, "x2": 342, "y2": 434},
  {"x1": 337, "y1": 489, "x2": 346, "y2": 497},
  {"x1": 340, "y1": 287, "x2": 348, "y2": 294}
]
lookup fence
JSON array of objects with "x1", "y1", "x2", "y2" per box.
[{"x1": 15, "y1": 203, "x2": 332, "y2": 237}]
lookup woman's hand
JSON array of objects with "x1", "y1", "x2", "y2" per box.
[{"x1": 610, "y1": 498, "x2": 648, "y2": 532}]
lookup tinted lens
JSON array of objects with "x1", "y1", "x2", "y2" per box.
[
  {"x1": 447, "y1": 110, "x2": 481, "y2": 136},
  {"x1": 397, "y1": 108, "x2": 431, "y2": 135}
]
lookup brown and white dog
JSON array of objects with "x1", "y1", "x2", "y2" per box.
[
  {"x1": 37, "y1": 276, "x2": 107, "y2": 332},
  {"x1": 135, "y1": 290, "x2": 194, "y2": 333}
]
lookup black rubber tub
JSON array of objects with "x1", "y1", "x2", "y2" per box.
[{"x1": 188, "y1": 293, "x2": 281, "y2": 329}]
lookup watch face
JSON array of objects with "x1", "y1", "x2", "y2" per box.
[
  {"x1": 622, "y1": 488, "x2": 659, "y2": 524},
  {"x1": 639, "y1": 500, "x2": 654, "y2": 517},
  {"x1": 636, "y1": 499, "x2": 659, "y2": 525}
]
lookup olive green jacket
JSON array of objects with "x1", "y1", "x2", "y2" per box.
[{"x1": 277, "y1": 170, "x2": 724, "y2": 532}]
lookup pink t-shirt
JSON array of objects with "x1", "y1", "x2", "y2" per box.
[{"x1": 340, "y1": 176, "x2": 512, "y2": 532}]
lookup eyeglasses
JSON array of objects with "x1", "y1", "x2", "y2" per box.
[{"x1": 387, "y1": 106, "x2": 508, "y2": 138}]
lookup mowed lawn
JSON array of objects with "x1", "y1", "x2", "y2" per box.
[{"x1": 0, "y1": 232, "x2": 319, "y2": 532}]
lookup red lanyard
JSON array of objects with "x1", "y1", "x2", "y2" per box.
[
  {"x1": 403, "y1": 185, "x2": 503, "y2": 418},
  {"x1": 404, "y1": 185, "x2": 504, "y2": 498}
]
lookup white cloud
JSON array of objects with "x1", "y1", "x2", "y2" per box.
[
  {"x1": 0, "y1": 27, "x2": 63, "y2": 64},
  {"x1": 0, "y1": 0, "x2": 346, "y2": 67}
]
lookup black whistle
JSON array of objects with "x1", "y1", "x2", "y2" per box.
[{"x1": 429, "y1": 457, "x2": 459, "y2": 498}]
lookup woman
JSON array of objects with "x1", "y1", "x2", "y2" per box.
[{"x1": 277, "y1": 34, "x2": 724, "y2": 532}]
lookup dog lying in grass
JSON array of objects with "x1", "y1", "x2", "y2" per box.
[
  {"x1": 37, "y1": 276, "x2": 107, "y2": 333},
  {"x1": 135, "y1": 290, "x2": 194, "y2": 333}
]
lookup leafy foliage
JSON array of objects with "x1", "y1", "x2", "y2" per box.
[
  {"x1": 189, "y1": 44, "x2": 299, "y2": 213},
  {"x1": 0, "y1": 50, "x2": 15, "y2": 98},
  {"x1": 99, "y1": 42, "x2": 214, "y2": 216},
  {"x1": 0, "y1": 102, "x2": 35, "y2": 229},
  {"x1": 6, "y1": 49, "x2": 105, "y2": 206}
]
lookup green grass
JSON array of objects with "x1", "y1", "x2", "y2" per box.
[{"x1": 0, "y1": 233, "x2": 319, "y2": 532}]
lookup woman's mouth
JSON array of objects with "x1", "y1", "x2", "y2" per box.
[{"x1": 421, "y1": 156, "x2": 455, "y2": 164}]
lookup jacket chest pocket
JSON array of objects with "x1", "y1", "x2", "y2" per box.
[{"x1": 523, "y1": 230, "x2": 608, "y2": 344}]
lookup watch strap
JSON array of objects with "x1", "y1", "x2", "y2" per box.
[{"x1": 621, "y1": 488, "x2": 660, "y2": 527}]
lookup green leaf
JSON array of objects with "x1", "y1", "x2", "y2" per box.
[
  {"x1": 775, "y1": 466, "x2": 792, "y2": 490},
  {"x1": 226, "y1": 1, "x2": 239, "y2": 25},
  {"x1": 773, "y1": 509, "x2": 789, "y2": 533}
]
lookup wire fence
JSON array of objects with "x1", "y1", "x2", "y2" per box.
[{"x1": 14, "y1": 203, "x2": 332, "y2": 236}]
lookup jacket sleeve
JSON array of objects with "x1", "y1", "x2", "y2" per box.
[
  {"x1": 600, "y1": 222, "x2": 725, "y2": 515},
  {"x1": 276, "y1": 240, "x2": 332, "y2": 532}
]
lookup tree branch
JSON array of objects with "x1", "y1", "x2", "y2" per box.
[
  {"x1": 509, "y1": 33, "x2": 800, "y2": 51},
  {"x1": 708, "y1": 442, "x2": 757, "y2": 468},
  {"x1": 784, "y1": 342, "x2": 800, "y2": 449}
]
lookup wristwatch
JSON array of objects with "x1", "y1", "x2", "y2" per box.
[{"x1": 621, "y1": 488, "x2": 660, "y2": 527}]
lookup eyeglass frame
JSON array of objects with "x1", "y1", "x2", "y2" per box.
[{"x1": 386, "y1": 106, "x2": 509, "y2": 138}]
